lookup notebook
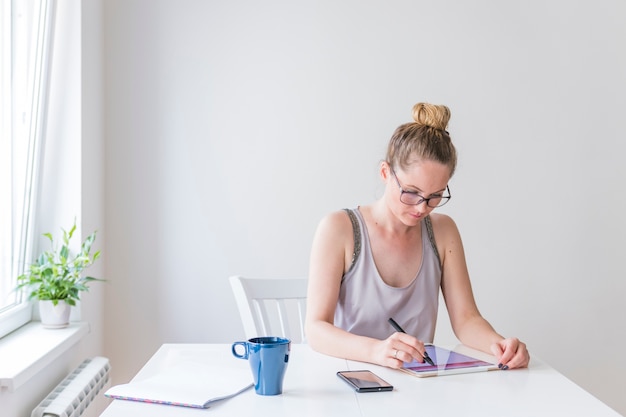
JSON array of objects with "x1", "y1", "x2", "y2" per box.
[
  {"x1": 105, "y1": 355, "x2": 254, "y2": 408},
  {"x1": 400, "y1": 344, "x2": 499, "y2": 378}
]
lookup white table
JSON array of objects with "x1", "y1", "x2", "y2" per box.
[{"x1": 100, "y1": 344, "x2": 621, "y2": 417}]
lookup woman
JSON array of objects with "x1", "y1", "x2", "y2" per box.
[{"x1": 305, "y1": 102, "x2": 529, "y2": 370}]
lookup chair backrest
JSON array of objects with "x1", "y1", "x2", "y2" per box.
[{"x1": 229, "y1": 275, "x2": 308, "y2": 343}]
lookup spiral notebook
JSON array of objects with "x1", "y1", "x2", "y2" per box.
[{"x1": 105, "y1": 360, "x2": 254, "y2": 409}]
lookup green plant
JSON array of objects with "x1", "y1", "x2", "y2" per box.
[{"x1": 16, "y1": 222, "x2": 102, "y2": 306}]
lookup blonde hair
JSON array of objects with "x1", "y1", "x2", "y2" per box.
[{"x1": 385, "y1": 102, "x2": 457, "y2": 176}]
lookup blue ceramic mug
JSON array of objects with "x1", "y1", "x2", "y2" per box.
[{"x1": 232, "y1": 336, "x2": 291, "y2": 395}]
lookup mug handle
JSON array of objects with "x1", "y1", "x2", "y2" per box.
[{"x1": 231, "y1": 341, "x2": 249, "y2": 359}]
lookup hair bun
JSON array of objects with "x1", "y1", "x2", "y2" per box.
[{"x1": 411, "y1": 102, "x2": 451, "y2": 131}]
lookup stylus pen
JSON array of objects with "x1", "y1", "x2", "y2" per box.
[{"x1": 388, "y1": 317, "x2": 435, "y2": 366}]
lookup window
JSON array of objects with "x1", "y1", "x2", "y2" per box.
[{"x1": 0, "y1": 0, "x2": 53, "y2": 338}]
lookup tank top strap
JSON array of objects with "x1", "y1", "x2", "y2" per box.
[
  {"x1": 424, "y1": 215, "x2": 442, "y2": 267},
  {"x1": 343, "y1": 208, "x2": 361, "y2": 273}
]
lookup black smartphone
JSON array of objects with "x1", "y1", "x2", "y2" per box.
[{"x1": 337, "y1": 370, "x2": 393, "y2": 392}]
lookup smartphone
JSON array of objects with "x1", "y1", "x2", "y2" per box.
[{"x1": 337, "y1": 370, "x2": 393, "y2": 392}]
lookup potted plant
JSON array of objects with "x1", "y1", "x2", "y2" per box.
[{"x1": 16, "y1": 221, "x2": 102, "y2": 328}]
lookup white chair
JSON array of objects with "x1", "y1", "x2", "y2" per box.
[{"x1": 229, "y1": 275, "x2": 308, "y2": 343}]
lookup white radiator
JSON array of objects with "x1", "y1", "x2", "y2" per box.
[{"x1": 31, "y1": 356, "x2": 111, "y2": 417}]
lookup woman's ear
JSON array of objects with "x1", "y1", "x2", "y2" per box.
[{"x1": 380, "y1": 161, "x2": 391, "y2": 181}]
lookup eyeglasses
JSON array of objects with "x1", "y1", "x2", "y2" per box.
[{"x1": 390, "y1": 169, "x2": 451, "y2": 208}]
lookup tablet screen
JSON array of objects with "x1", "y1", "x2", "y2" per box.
[{"x1": 403, "y1": 345, "x2": 495, "y2": 374}]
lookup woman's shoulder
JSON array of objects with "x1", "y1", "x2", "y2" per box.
[
  {"x1": 311, "y1": 209, "x2": 358, "y2": 261},
  {"x1": 317, "y1": 208, "x2": 356, "y2": 232},
  {"x1": 427, "y1": 212, "x2": 461, "y2": 237}
]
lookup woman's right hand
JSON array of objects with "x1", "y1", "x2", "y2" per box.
[{"x1": 376, "y1": 332, "x2": 429, "y2": 368}]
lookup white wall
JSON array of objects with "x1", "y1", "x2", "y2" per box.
[{"x1": 102, "y1": 1, "x2": 626, "y2": 414}]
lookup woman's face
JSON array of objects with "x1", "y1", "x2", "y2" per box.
[{"x1": 384, "y1": 159, "x2": 451, "y2": 225}]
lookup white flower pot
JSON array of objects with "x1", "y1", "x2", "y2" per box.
[{"x1": 39, "y1": 300, "x2": 71, "y2": 329}]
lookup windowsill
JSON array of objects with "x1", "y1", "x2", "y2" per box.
[{"x1": 0, "y1": 321, "x2": 89, "y2": 392}]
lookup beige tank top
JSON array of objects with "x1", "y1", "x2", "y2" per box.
[{"x1": 334, "y1": 208, "x2": 442, "y2": 341}]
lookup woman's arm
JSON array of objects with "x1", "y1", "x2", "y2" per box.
[{"x1": 433, "y1": 213, "x2": 530, "y2": 369}]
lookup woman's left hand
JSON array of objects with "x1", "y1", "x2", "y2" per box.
[{"x1": 490, "y1": 338, "x2": 530, "y2": 370}]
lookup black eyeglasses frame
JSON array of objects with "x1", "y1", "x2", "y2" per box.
[{"x1": 390, "y1": 169, "x2": 452, "y2": 208}]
